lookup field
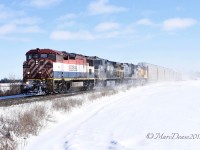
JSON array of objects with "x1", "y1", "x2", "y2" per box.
[
  {"x1": 1, "y1": 80, "x2": 200, "y2": 150},
  {"x1": 0, "y1": 83, "x2": 11, "y2": 91},
  {"x1": 27, "y1": 80, "x2": 200, "y2": 150}
]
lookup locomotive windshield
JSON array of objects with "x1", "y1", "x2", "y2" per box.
[
  {"x1": 26, "y1": 54, "x2": 39, "y2": 60},
  {"x1": 26, "y1": 53, "x2": 39, "y2": 60},
  {"x1": 94, "y1": 60, "x2": 102, "y2": 69},
  {"x1": 26, "y1": 54, "x2": 32, "y2": 60},
  {"x1": 94, "y1": 60, "x2": 102, "y2": 66},
  {"x1": 41, "y1": 54, "x2": 47, "y2": 58},
  {"x1": 33, "y1": 54, "x2": 39, "y2": 59}
]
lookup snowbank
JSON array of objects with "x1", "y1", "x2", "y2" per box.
[{"x1": 26, "y1": 81, "x2": 200, "y2": 150}]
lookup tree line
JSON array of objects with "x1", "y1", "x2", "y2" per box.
[{"x1": 0, "y1": 78, "x2": 22, "y2": 83}]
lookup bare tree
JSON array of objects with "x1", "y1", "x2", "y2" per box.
[{"x1": 0, "y1": 74, "x2": 22, "y2": 96}]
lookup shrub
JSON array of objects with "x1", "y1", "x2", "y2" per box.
[
  {"x1": 1, "y1": 105, "x2": 47, "y2": 137},
  {"x1": 88, "y1": 88, "x2": 118, "y2": 101},
  {"x1": 0, "y1": 116, "x2": 17, "y2": 150},
  {"x1": 52, "y1": 98, "x2": 83, "y2": 112},
  {"x1": 0, "y1": 84, "x2": 22, "y2": 96}
]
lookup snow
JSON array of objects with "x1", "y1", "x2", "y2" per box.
[
  {"x1": 0, "y1": 83, "x2": 10, "y2": 91},
  {"x1": 0, "y1": 83, "x2": 21, "y2": 92},
  {"x1": 25, "y1": 80, "x2": 200, "y2": 150}
]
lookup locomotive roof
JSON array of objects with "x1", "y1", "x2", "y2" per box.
[
  {"x1": 26, "y1": 48, "x2": 87, "y2": 59},
  {"x1": 26, "y1": 48, "x2": 63, "y2": 55}
]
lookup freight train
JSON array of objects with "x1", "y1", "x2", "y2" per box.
[{"x1": 23, "y1": 48, "x2": 181, "y2": 94}]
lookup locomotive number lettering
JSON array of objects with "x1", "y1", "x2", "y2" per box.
[{"x1": 69, "y1": 65, "x2": 77, "y2": 71}]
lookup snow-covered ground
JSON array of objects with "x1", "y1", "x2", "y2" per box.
[
  {"x1": 26, "y1": 80, "x2": 200, "y2": 150},
  {"x1": 0, "y1": 83, "x2": 10, "y2": 91}
]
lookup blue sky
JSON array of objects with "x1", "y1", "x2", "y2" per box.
[{"x1": 0, "y1": 0, "x2": 199, "y2": 79}]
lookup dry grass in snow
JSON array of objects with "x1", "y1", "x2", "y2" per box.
[{"x1": 0, "y1": 85, "x2": 134, "y2": 150}]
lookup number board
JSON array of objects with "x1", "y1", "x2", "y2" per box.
[{"x1": 69, "y1": 65, "x2": 77, "y2": 71}]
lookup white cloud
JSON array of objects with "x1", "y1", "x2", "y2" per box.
[
  {"x1": 0, "y1": 24, "x2": 44, "y2": 35},
  {"x1": 57, "y1": 13, "x2": 77, "y2": 21},
  {"x1": 100, "y1": 31, "x2": 120, "y2": 38},
  {"x1": 56, "y1": 13, "x2": 77, "y2": 28},
  {"x1": 23, "y1": 0, "x2": 62, "y2": 8},
  {"x1": 11, "y1": 17, "x2": 42, "y2": 25},
  {"x1": 0, "y1": 36, "x2": 30, "y2": 42},
  {"x1": 0, "y1": 4, "x2": 45, "y2": 41},
  {"x1": 0, "y1": 4, "x2": 18, "y2": 20},
  {"x1": 50, "y1": 30, "x2": 95, "y2": 40},
  {"x1": 50, "y1": 29, "x2": 126, "y2": 40},
  {"x1": 19, "y1": 26, "x2": 44, "y2": 33},
  {"x1": 0, "y1": 11, "x2": 13, "y2": 20},
  {"x1": 0, "y1": 5, "x2": 44, "y2": 34},
  {"x1": 162, "y1": 18, "x2": 197, "y2": 31},
  {"x1": 0, "y1": 24, "x2": 16, "y2": 35},
  {"x1": 88, "y1": 0, "x2": 127, "y2": 15},
  {"x1": 95, "y1": 22, "x2": 120, "y2": 32},
  {"x1": 136, "y1": 19, "x2": 154, "y2": 26},
  {"x1": 50, "y1": 23, "x2": 135, "y2": 41},
  {"x1": 98, "y1": 26, "x2": 135, "y2": 38},
  {"x1": 141, "y1": 10, "x2": 155, "y2": 17},
  {"x1": 56, "y1": 21, "x2": 76, "y2": 28}
]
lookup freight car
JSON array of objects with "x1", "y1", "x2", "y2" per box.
[
  {"x1": 138, "y1": 63, "x2": 181, "y2": 82},
  {"x1": 23, "y1": 48, "x2": 180, "y2": 95}
]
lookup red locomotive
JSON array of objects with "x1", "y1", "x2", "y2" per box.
[{"x1": 23, "y1": 48, "x2": 95, "y2": 94}]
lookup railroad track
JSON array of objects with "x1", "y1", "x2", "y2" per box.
[{"x1": 0, "y1": 89, "x2": 96, "y2": 107}]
